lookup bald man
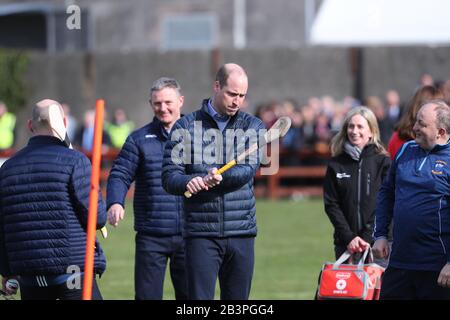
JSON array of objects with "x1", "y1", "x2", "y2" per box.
[
  {"x1": 0, "y1": 99, "x2": 107, "y2": 300},
  {"x1": 373, "y1": 100, "x2": 450, "y2": 299},
  {"x1": 162, "y1": 63, "x2": 265, "y2": 299}
]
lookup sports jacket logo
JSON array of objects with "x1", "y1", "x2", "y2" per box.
[
  {"x1": 336, "y1": 173, "x2": 351, "y2": 179},
  {"x1": 145, "y1": 134, "x2": 157, "y2": 138},
  {"x1": 432, "y1": 160, "x2": 446, "y2": 175}
]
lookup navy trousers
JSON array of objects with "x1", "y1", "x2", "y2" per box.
[
  {"x1": 380, "y1": 266, "x2": 450, "y2": 300},
  {"x1": 185, "y1": 237, "x2": 255, "y2": 300},
  {"x1": 134, "y1": 233, "x2": 187, "y2": 300},
  {"x1": 20, "y1": 277, "x2": 102, "y2": 300}
]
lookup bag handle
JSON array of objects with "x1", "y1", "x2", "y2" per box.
[{"x1": 333, "y1": 247, "x2": 373, "y2": 269}]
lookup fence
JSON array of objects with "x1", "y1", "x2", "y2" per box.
[
  {"x1": 0, "y1": 147, "x2": 330, "y2": 200},
  {"x1": 96, "y1": 147, "x2": 329, "y2": 200}
]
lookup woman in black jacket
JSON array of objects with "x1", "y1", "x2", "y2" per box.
[{"x1": 323, "y1": 106, "x2": 391, "y2": 262}]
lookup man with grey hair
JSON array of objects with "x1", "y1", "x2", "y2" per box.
[
  {"x1": 373, "y1": 100, "x2": 450, "y2": 299},
  {"x1": 0, "y1": 99, "x2": 107, "y2": 300},
  {"x1": 106, "y1": 77, "x2": 187, "y2": 300}
]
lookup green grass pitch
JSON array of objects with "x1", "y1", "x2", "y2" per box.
[{"x1": 98, "y1": 198, "x2": 334, "y2": 300}]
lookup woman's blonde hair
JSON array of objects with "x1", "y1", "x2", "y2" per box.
[{"x1": 330, "y1": 106, "x2": 387, "y2": 157}]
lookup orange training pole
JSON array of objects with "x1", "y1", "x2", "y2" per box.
[{"x1": 82, "y1": 99, "x2": 105, "y2": 300}]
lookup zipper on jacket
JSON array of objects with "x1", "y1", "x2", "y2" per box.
[
  {"x1": 357, "y1": 159, "x2": 363, "y2": 232},
  {"x1": 438, "y1": 197, "x2": 447, "y2": 256},
  {"x1": 417, "y1": 151, "x2": 430, "y2": 172},
  {"x1": 219, "y1": 196, "x2": 224, "y2": 237},
  {"x1": 176, "y1": 196, "x2": 181, "y2": 234},
  {"x1": 217, "y1": 116, "x2": 236, "y2": 238},
  {"x1": 366, "y1": 173, "x2": 371, "y2": 197}
]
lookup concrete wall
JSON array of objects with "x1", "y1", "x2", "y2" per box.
[
  {"x1": 363, "y1": 47, "x2": 450, "y2": 100},
  {"x1": 14, "y1": 46, "x2": 450, "y2": 148}
]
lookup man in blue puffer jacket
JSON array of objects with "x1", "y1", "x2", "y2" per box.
[
  {"x1": 373, "y1": 100, "x2": 450, "y2": 299},
  {"x1": 162, "y1": 63, "x2": 265, "y2": 300},
  {"x1": 0, "y1": 99, "x2": 106, "y2": 300},
  {"x1": 106, "y1": 77, "x2": 186, "y2": 300}
]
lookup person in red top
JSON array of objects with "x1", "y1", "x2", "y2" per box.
[{"x1": 387, "y1": 85, "x2": 444, "y2": 159}]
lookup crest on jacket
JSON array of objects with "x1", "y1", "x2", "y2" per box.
[{"x1": 432, "y1": 160, "x2": 446, "y2": 175}]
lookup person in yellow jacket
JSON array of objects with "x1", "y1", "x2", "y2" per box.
[
  {"x1": 106, "y1": 108, "x2": 134, "y2": 149},
  {"x1": 0, "y1": 101, "x2": 16, "y2": 150}
]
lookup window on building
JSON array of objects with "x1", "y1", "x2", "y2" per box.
[
  {"x1": 0, "y1": 3, "x2": 92, "y2": 52},
  {"x1": 162, "y1": 13, "x2": 218, "y2": 50}
]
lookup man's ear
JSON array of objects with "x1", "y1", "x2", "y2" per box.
[
  {"x1": 179, "y1": 95, "x2": 184, "y2": 108},
  {"x1": 27, "y1": 119, "x2": 34, "y2": 133},
  {"x1": 213, "y1": 81, "x2": 221, "y2": 93}
]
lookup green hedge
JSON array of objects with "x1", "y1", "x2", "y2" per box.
[{"x1": 0, "y1": 49, "x2": 28, "y2": 114}]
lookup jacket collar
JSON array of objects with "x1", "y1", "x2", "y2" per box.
[
  {"x1": 150, "y1": 115, "x2": 185, "y2": 140},
  {"x1": 429, "y1": 139, "x2": 450, "y2": 153},
  {"x1": 360, "y1": 143, "x2": 378, "y2": 157},
  {"x1": 28, "y1": 135, "x2": 66, "y2": 146},
  {"x1": 200, "y1": 98, "x2": 242, "y2": 129},
  {"x1": 149, "y1": 117, "x2": 169, "y2": 140}
]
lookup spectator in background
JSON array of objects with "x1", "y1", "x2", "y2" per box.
[
  {"x1": 61, "y1": 103, "x2": 78, "y2": 142},
  {"x1": 281, "y1": 103, "x2": 305, "y2": 166},
  {"x1": 324, "y1": 106, "x2": 391, "y2": 266},
  {"x1": 330, "y1": 102, "x2": 350, "y2": 136},
  {"x1": 279, "y1": 98, "x2": 296, "y2": 118},
  {"x1": 255, "y1": 102, "x2": 277, "y2": 129},
  {"x1": 384, "y1": 90, "x2": 403, "y2": 127},
  {"x1": 420, "y1": 73, "x2": 434, "y2": 87},
  {"x1": 314, "y1": 112, "x2": 332, "y2": 154},
  {"x1": 365, "y1": 95, "x2": 391, "y2": 145},
  {"x1": 308, "y1": 97, "x2": 322, "y2": 117},
  {"x1": 0, "y1": 101, "x2": 16, "y2": 150},
  {"x1": 282, "y1": 106, "x2": 304, "y2": 152},
  {"x1": 387, "y1": 85, "x2": 444, "y2": 159},
  {"x1": 436, "y1": 79, "x2": 450, "y2": 104},
  {"x1": 74, "y1": 109, "x2": 111, "y2": 153},
  {"x1": 443, "y1": 80, "x2": 450, "y2": 103},
  {"x1": 321, "y1": 95, "x2": 336, "y2": 118},
  {"x1": 106, "y1": 108, "x2": 135, "y2": 149},
  {"x1": 342, "y1": 96, "x2": 361, "y2": 109},
  {"x1": 301, "y1": 104, "x2": 317, "y2": 149}
]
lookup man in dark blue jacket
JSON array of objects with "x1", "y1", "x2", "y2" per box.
[
  {"x1": 0, "y1": 99, "x2": 106, "y2": 300},
  {"x1": 162, "y1": 63, "x2": 265, "y2": 300},
  {"x1": 373, "y1": 100, "x2": 450, "y2": 299},
  {"x1": 106, "y1": 77, "x2": 187, "y2": 300}
]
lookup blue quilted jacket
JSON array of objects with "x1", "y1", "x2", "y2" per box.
[
  {"x1": 106, "y1": 118, "x2": 183, "y2": 236},
  {"x1": 0, "y1": 136, "x2": 107, "y2": 277},
  {"x1": 162, "y1": 99, "x2": 265, "y2": 238}
]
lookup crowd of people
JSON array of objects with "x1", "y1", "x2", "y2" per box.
[
  {"x1": 0, "y1": 101, "x2": 135, "y2": 154},
  {"x1": 2, "y1": 73, "x2": 450, "y2": 165},
  {"x1": 254, "y1": 74, "x2": 450, "y2": 166}
]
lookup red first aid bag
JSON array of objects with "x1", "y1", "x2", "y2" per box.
[{"x1": 317, "y1": 249, "x2": 384, "y2": 300}]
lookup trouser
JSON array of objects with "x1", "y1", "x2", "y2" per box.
[
  {"x1": 380, "y1": 267, "x2": 450, "y2": 300},
  {"x1": 20, "y1": 277, "x2": 102, "y2": 300},
  {"x1": 185, "y1": 237, "x2": 255, "y2": 300},
  {"x1": 134, "y1": 233, "x2": 187, "y2": 300}
]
